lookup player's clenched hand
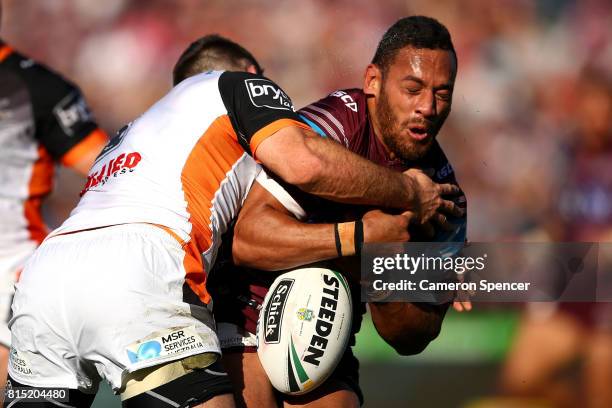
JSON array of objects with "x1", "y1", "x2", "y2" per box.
[
  {"x1": 403, "y1": 168, "x2": 463, "y2": 225},
  {"x1": 362, "y1": 209, "x2": 413, "y2": 243}
]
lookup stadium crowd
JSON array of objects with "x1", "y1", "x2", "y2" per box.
[{"x1": 3, "y1": 0, "x2": 611, "y2": 242}]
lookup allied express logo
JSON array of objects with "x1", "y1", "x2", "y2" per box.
[
  {"x1": 264, "y1": 279, "x2": 294, "y2": 344},
  {"x1": 80, "y1": 151, "x2": 142, "y2": 196}
]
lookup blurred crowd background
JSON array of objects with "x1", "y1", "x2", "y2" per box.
[
  {"x1": 2, "y1": 0, "x2": 611, "y2": 406},
  {"x1": 3, "y1": 0, "x2": 611, "y2": 242}
]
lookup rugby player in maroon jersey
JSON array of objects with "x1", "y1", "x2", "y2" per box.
[{"x1": 202, "y1": 16, "x2": 467, "y2": 407}]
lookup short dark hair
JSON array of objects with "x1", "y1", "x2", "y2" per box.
[
  {"x1": 372, "y1": 16, "x2": 456, "y2": 73},
  {"x1": 173, "y1": 34, "x2": 263, "y2": 85}
]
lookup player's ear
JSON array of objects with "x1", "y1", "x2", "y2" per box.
[
  {"x1": 364, "y1": 64, "x2": 382, "y2": 97},
  {"x1": 246, "y1": 64, "x2": 259, "y2": 75}
]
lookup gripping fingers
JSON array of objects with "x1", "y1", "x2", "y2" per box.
[
  {"x1": 433, "y1": 212, "x2": 454, "y2": 231},
  {"x1": 438, "y1": 183, "x2": 461, "y2": 196},
  {"x1": 439, "y1": 198, "x2": 464, "y2": 217}
]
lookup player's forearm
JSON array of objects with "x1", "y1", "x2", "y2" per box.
[
  {"x1": 369, "y1": 302, "x2": 449, "y2": 356},
  {"x1": 233, "y1": 206, "x2": 338, "y2": 271},
  {"x1": 296, "y1": 136, "x2": 416, "y2": 209},
  {"x1": 258, "y1": 130, "x2": 417, "y2": 210}
]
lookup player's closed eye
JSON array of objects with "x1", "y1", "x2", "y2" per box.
[{"x1": 436, "y1": 91, "x2": 451, "y2": 101}]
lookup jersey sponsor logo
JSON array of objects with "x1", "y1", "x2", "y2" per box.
[
  {"x1": 263, "y1": 278, "x2": 294, "y2": 343},
  {"x1": 245, "y1": 79, "x2": 294, "y2": 111},
  {"x1": 330, "y1": 90, "x2": 357, "y2": 112},
  {"x1": 53, "y1": 91, "x2": 93, "y2": 136},
  {"x1": 81, "y1": 151, "x2": 142, "y2": 195},
  {"x1": 435, "y1": 162, "x2": 454, "y2": 180},
  {"x1": 19, "y1": 59, "x2": 34, "y2": 69},
  {"x1": 126, "y1": 326, "x2": 207, "y2": 364}
]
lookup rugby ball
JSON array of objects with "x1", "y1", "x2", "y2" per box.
[{"x1": 257, "y1": 268, "x2": 352, "y2": 395}]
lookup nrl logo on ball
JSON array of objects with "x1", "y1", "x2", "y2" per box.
[{"x1": 297, "y1": 308, "x2": 314, "y2": 321}]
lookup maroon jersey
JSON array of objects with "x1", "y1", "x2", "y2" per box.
[
  {"x1": 294, "y1": 88, "x2": 464, "y2": 220},
  {"x1": 211, "y1": 88, "x2": 467, "y2": 349},
  {"x1": 301, "y1": 88, "x2": 458, "y2": 179}
]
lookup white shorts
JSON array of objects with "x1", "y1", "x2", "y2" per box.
[
  {"x1": 8, "y1": 223, "x2": 220, "y2": 392},
  {"x1": 0, "y1": 243, "x2": 37, "y2": 347}
]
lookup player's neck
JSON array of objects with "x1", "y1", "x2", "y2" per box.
[{"x1": 366, "y1": 96, "x2": 396, "y2": 160}]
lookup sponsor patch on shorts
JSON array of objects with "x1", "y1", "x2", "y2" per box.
[
  {"x1": 9, "y1": 347, "x2": 33, "y2": 376},
  {"x1": 126, "y1": 326, "x2": 208, "y2": 364}
]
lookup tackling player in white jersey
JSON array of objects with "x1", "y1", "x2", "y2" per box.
[{"x1": 6, "y1": 36, "x2": 460, "y2": 408}]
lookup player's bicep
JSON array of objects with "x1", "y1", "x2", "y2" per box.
[{"x1": 254, "y1": 126, "x2": 327, "y2": 186}]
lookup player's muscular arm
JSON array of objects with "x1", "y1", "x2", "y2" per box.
[
  {"x1": 256, "y1": 128, "x2": 462, "y2": 223},
  {"x1": 369, "y1": 302, "x2": 450, "y2": 356},
  {"x1": 232, "y1": 182, "x2": 411, "y2": 271},
  {"x1": 329, "y1": 256, "x2": 450, "y2": 355},
  {"x1": 233, "y1": 182, "x2": 336, "y2": 270}
]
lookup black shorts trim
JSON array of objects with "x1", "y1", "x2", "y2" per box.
[{"x1": 122, "y1": 361, "x2": 233, "y2": 408}]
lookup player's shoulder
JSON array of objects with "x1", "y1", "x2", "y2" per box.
[
  {"x1": 8, "y1": 50, "x2": 75, "y2": 91},
  {"x1": 299, "y1": 88, "x2": 366, "y2": 146},
  {"x1": 160, "y1": 70, "x2": 237, "y2": 119},
  {"x1": 172, "y1": 70, "x2": 223, "y2": 95},
  {"x1": 302, "y1": 88, "x2": 365, "y2": 116},
  {"x1": 176, "y1": 70, "x2": 295, "y2": 113},
  {"x1": 328, "y1": 88, "x2": 366, "y2": 111},
  {"x1": 217, "y1": 71, "x2": 295, "y2": 111}
]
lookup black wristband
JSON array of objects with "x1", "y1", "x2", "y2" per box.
[
  {"x1": 354, "y1": 220, "x2": 364, "y2": 256},
  {"x1": 334, "y1": 223, "x2": 342, "y2": 257}
]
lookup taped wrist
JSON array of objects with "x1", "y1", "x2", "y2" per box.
[{"x1": 334, "y1": 221, "x2": 364, "y2": 257}]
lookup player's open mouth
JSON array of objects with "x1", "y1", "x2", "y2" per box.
[{"x1": 407, "y1": 126, "x2": 430, "y2": 141}]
